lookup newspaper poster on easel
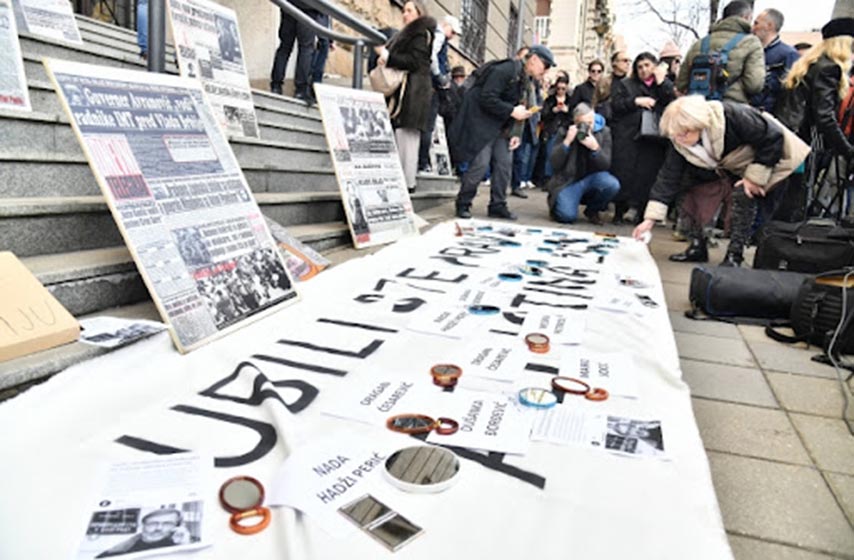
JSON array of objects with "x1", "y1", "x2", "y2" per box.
[
  {"x1": 44, "y1": 58, "x2": 298, "y2": 353},
  {"x1": 11, "y1": 0, "x2": 82, "y2": 44},
  {"x1": 430, "y1": 115, "x2": 452, "y2": 176},
  {"x1": 0, "y1": 0, "x2": 31, "y2": 111},
  {"x1": 166, "y1": 0, "x2": 260, "y2": 139},
  {"x1": 313, "y1": 83, "x2": 419, "y2": 249}
]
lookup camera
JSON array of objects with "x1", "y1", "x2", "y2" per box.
[{"x1": 576, "y1": 122, "x2": 590, "y2": 141}]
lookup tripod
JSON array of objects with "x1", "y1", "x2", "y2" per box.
[{"x1": 805, "y1": 149, "x2": 851, "y2": 221}]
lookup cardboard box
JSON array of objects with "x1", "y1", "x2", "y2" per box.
[{"x1": 0, "y1": 252, "x2": 80, "y2": 362}]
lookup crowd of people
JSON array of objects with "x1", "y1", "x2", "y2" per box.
[{"x1": 268, "y1": 0, "x2": 854, "y2": 268}]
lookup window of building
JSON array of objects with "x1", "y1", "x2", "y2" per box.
[
  {"x1": 460, "y1": 0, "x2": 489, "y2": 63},
  {"x1": 507, "y1": 5, "x2": 519, "y2": 57}
]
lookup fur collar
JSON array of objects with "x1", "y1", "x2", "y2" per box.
[
  {"x1": 391, "y1": 15, "x2": 437, "y2": 44},
  {"x1": 673, "y1": 100, "x2": 726, "y2": 169}
]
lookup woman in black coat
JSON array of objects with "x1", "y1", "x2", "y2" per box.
[
  {"x1": 539, "y1": 76, "x2": 572, "y2": 181},
  {"x1": 609, "y1": 52, "x2": 676, "y2": 223},
  {"x1": 376, "y1": 1, "x2": 435, "y2": 192}
]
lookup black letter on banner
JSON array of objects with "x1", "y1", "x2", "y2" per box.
[
  {"x1": 409, "y1": 434, "x2": 545, "y2": 489},
  {"x1": 511, "y1": 294, "x2": 588, "y2": 310},
  {"x1": 198, "y1": 361, "x2": 319, "y2": 414},
  {"x1": 524, "y1": 363, "x2": 564, "y2": 403},
  {"x1": 397, "y1": 268, "x2": 468, "y2": 283},
  {"x1": 276, "y1": 338, "x2": 384, "y2": 358},
  {"x1": 115, "y1": 405, "x2": 277, "y2": 467},
  {"x1": 429, "y1": 256, "x2": 479, "y2": 267},
  {"x1": 392, "y1": 297, "x2": 426, "y2": 313},
  {"x1": 523, "y1": 287, "x2": 592, "y2": 299},
  {"x1": 316, "y1": 318, "x2": 398, "y2": 333},
  {"x1": 502, "y1": 312, "x2": 526, "y2": 325}
]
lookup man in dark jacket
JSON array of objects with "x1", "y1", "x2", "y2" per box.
[
  {"x1": 676, "y1": 0, "x2": 765, "y2": 103},
  {"x1": 450, "y1": 45, "x2": 555, "y2": 220},
  {"x1": 751, "y1": 8, "x2": 799, "y2": 112},
  {"x1": 546, "y1": 103, "x2": 619, "y2": 224}
]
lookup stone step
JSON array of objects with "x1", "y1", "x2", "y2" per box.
[
  {"x1": 23, "y1": 221, "x2": 353, "y2": 317},
  {"x1": 0, "y1": 108, "x2": 333, "y2": 167},
  {"x1": 78, "y1": 25, "x2": 177, "y2": 60},
  {"x1": 75, "y1": 13, "x2": 146, "y2": 42},
  {"x1": 0, "y1": 190, "x2": 457, "y2": 257}
]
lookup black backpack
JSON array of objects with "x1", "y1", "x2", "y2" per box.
[{"x1": 688, "y1": 33, "x2": 746, "y2": 100}]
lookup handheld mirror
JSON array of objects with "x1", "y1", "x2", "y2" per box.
[
  {"x1": 219, "y1": 476, "x2": 271, "y2": 535},
  {"x1": 383, "y1": 445, "x2": 461, "y2": 493}
]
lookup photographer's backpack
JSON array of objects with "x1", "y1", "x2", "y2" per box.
[{"x1": 687, "y1": 33, "x2": 746, "y2": 100}]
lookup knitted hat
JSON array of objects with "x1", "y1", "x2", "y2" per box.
[{"x1": 659, "y1": 40, "x2": 681, "y2": 59}]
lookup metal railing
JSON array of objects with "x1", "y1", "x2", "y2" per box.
[{"x1": 146, "y1": 0, "x2": 387, "y2": 90}]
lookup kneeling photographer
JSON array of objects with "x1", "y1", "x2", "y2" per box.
[{"x1": 546, "y1": 103, "x2": 620, "y2": 224}]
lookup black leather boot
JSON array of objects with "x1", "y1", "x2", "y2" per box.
[
  {"x1": 668, "y1": 237, "x2": 708, "y2": 263},
  {"x1": 719, "y1": 252, "x2": 743, "y2": 267}
]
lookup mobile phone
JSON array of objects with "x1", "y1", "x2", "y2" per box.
[{"x1": 528, "y1": 106, "x2": 541, "y2": 113}]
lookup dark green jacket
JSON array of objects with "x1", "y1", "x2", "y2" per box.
[{"x1": 676, "y1": 16, "x2": 765, "y2": 103}]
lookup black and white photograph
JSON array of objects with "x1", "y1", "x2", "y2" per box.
[
  {"x1": 82, "y1": 502, "x2": 203, "y2": 558},
  {"x1": 338, "y1": 104, "x2": 395, "y2": 155},
  {"x1": 605, "y1": 417, "x2": 665, "y2": 457},
  {"x1": 215, "y1": 14, "x2": 241, "y2": 64},
  {"x1": 79, "y1": 317, "x2": 166, "y2": 349},
  {"x1": 174, "y1": 226, "x2": 213, "y2": 268},
  {"x1": 194, "y1": 247, "x2": 294, "y2": 329}
]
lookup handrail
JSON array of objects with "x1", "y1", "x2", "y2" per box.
[{"x1": 146, "y1": 0, "x2": 388, "y2": 90}]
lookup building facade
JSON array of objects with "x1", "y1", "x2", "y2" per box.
[{"x1": 534, "y1": 0, "x2": 616, "y2": 85}]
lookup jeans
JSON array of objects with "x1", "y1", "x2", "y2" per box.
[
  {"x1": 456, "y1": 138, "x2": 512, "y2": 211},
  {"x1": 311, "y1": 13, "x2": 331, "y2": 85},
  {"x1": 270, "y1": 9, "x2": 317, "y2": 95},
  {"x1": 511, "y1": 128, "x2": 537, "y2": 189},
  {"x1": 136, "y1": 0, "x2": 148, "y2": 56},
  {"x1": 553, "y1": 171, "x2": 620, "y2": 223}
]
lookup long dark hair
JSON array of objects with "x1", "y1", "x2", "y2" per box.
[{"x1": 632, "y1": 52, "x2": 657, "y2": 79}]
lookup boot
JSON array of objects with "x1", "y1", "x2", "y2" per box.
[
  {"x1": 668, "y1": 237, "x2": 708, "y2": 263},
  {"x1": 719, "y1": 252, "x2": 743, "y2": 267}
]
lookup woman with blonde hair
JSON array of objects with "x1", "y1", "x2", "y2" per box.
[
  {"x1": 779, "y1": 18, "x2": 854, "y2": 155},
  {"x1": 774, "y1": 18, "x2": 854, "y2": 220},
  {"x1": 633, "y1": 95, "x2": 810, "y2": 266}
]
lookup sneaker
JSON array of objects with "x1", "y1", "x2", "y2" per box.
[
  {"x1": 270, "y1": 84, "x2": 283, "y2": 95},
  {"x1": 510, "y1": 188, "x2": 528, "y2": 199},
  {"x1": 487, "y1": 206, "x2": 517, "y2": 220},
  {"x1": 418, "y1": 164, "x2": 432, "y2": 173},
  {"x1": 525, "y1": 180, "x2": 536, "y2": 189},
  {"x1": 456, "y1": 207, "x2": 472, "y2": 219}
]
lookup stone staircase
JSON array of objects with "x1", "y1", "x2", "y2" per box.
[{"x1": 0, "y1": 14, "x2": 457, "y2": 390}]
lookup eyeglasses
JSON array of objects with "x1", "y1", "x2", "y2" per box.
[{"x1": 590, "y1": 69, "x2": 603, "y2": 74}]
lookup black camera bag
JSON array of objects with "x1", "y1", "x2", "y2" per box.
[{"x1": 754, "y1": 219, "x2": 854, "y2": 273}]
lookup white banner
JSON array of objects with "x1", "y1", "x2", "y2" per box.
[
  {"x1": 167, "y1": 0, "x2": 260, "y2": 139},
  {"x1": 0, "y1": 221, "x2": 732, "y2": 560},
  {"x1": 45, "y1": 59, "x2": 298, "y2": 352}
]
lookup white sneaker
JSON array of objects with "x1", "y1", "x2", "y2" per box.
[{"x1": 526, "y1": 181, "x2": 535, "y2": 189}]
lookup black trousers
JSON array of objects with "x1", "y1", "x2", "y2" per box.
[
  {"x1": 418, "y1": 91, "x2": 440, "y2": 169},
  {"x1": 270, "y1": 9, "x2": 316, "y2": 95}
]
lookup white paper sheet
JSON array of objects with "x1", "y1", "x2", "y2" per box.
[
  {"x1": 74, "y1": 454, "x2": 212, "y2": 560},
  {"x1": 559, "y1": 349, "x2": 640, "y2": 398}
]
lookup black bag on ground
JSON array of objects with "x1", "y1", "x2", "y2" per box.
[
  {"x1": 754, "y1": 219, "x2": 854, "y2": 273},
  {"x1": 765, "y1": 270, "x2": 854, "y2": 354},
  {"x1": 688, "y1": 266, "x2": 809, "y2": 322}
]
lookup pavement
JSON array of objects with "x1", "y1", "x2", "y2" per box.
[{"x1": 328, "y1": 183, "x2": 854, "y2": 559}]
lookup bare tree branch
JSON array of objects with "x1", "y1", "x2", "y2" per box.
[{"x1": 638, "y1": 0, "x2": 701, "y2": 39}]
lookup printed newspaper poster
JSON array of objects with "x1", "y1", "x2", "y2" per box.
[
  {"x1": 429, "y1": 115, "x2": 452, "y2": 176},
  {"x1": 45, "y1": 58, "x2": 298, "y2": 353},
  {"x1": 314, "y1": 83, "x2": 419, "y2": 249},
  {"x1": 12, "y1": 0, "x2": 82, "y2": 44},
  {"x1": 166, "y1": 0, "x2": 260, "y2": 139},
  {"x1": 0, "y1": 0, "x2": 31, "y2": 111}
]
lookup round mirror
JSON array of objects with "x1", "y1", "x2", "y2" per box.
[
  {"x1": 386, "y1": 414, "x2": 436, "y2": 434},
  {"x1": 220, "y1": 476, "x2": 264, "y2": 514},
  {"x1": 383, "y1": 445, "x2": 461, "y2": 493},
  {"x1": 518, "y1": 387, "x2": 557, "y2": 409}
]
